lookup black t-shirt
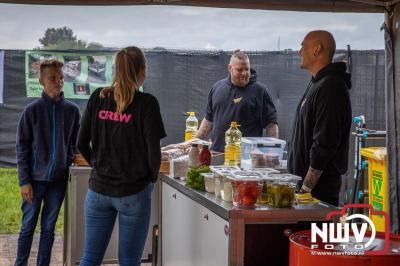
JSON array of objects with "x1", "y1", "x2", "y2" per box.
[
  {"x1": 205, "y1": 70, "x2": 277, "y2": 152},
  {"x1": 77, "y1": 88, "x2": 166, "y2": 197}
]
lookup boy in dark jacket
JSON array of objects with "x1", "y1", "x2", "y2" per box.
[{"x1": 15, "y1": 60, "x2": 80, "y2": 266}]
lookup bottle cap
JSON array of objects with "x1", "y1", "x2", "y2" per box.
[{"x1": 187, "y1": 112, "x2": 195, "y2": 116}]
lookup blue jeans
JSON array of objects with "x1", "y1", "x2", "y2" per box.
[
  {"x1": 14, "y1": 180, "x2": 67, "y2": 266},
  {"x1": 80, "y1": 183, "x2": 153, "y2": 266}
]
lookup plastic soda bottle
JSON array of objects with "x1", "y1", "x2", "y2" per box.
[
  {"x1": 185, "y1": 112, "x2": 198, "y2": 141},
  {"x1": 224, "y1": 121, "x2": 242, "y2": 166}
]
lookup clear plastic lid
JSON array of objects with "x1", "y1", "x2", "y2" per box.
[
  {"x1": 200, "y1": 173, "x2": 214, "y2": 180},
  {"x1": 213, "y1": 170, "x2": 234, "y2": 179},
  {"x1": 266, "y1": 173, "x2": 302, "y2": 184},
  {"x1": 242, "y1": 137, "x2": 286, "y2": 148},
  {"x1": 227, "y1": 170, "x2": 266, "y2": 182},
  {"x1": 251, "y1": 168, "x2": 280, "y2": 176},
  {"x1": 210, "y1": 166, "x2": 240, "y2": 172}
]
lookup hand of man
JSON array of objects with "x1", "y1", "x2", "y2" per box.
[{"x1": 20, "y1": 184, "x2": 33, "y2": 203}]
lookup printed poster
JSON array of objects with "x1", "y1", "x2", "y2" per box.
[{"x1": 25, "y1": 50, "x2": 116, "y2": 99}]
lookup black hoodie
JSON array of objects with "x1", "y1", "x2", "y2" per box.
[
  {"x1": 205, "y1": 69, "x2": 278, "y2": 152},
  {"x1": 287, "y1": 62, "x2": 352, "y2": 199}
]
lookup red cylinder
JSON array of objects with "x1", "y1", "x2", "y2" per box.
[{"x1": 289, "y1": 230, "x2": 400, "y2": 266}]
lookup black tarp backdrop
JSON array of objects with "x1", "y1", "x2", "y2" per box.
[{"x1": 0, "y1": 49, "x2": 386, "y2": 188}]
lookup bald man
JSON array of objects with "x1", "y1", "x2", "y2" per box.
[
  {"x1": 288, "y1": 30, "x2": 352, "y2": 206},
  {"x1": 196, "y1": 50, "x2": 278, "y2": 152}
]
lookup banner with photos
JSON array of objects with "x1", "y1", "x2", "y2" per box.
[{"x1": 25, "y1": 50, "x2": 116, "y2": 99}]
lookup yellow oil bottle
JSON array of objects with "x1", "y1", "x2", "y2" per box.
[
  {"x1": 185, "y1": 112, "x2": 198, "y2": 141},
  {"x1": 224, "y1": 121, "x2": 242, "y2": 166}
]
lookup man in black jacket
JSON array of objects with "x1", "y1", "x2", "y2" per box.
[{"x1": 288, "y1": 30, "x2": 352, "y2": 206}]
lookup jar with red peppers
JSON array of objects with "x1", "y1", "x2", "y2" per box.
[{"x1": 199, "y1": 144, "x2": 211, "y2": 166}]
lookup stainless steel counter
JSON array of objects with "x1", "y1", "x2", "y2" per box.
[{"x1": 160, "y1": 174, "x2": 337, "y2": 266}]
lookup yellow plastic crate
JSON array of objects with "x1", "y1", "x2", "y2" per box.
[{"x1": 360, "y1": 147, "x2": 387, "y2": 232}]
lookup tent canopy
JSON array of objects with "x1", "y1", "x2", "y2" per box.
[{"x1": 0, "y1": 0, "x2": 393, "y2": 12}]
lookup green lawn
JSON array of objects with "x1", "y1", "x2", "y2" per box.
[{"x1": 0, "y1": 168, "x2": 64, "y2": 234}]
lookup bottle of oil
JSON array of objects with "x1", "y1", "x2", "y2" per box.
[
  {"x1": 224, "y1": 121, "x2": 242, "y2": 166},
  {"x1": 185, "y1": 112, "x2": 198, "y2": 141}
]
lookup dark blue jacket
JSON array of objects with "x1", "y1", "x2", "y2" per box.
[{"x1": 16, "y1": 92, "x2": 81, "y2": 186}]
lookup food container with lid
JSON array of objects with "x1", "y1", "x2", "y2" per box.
[
  {"x1": 269, "y1": 181, "x2": 296, "y2": 208},
  {"x1": 200, "y1": 173, "x2": 215, "y2": 193},
  {"x1": 227, "y1": 172, "x2": 263, "y2": 207},
  {"x1": 241, "y1": 137, "x2": 286, "y2": 169},
  {"x1": 213, "y1": 170, "x2": 234, "y2": 199},
  {"x1": 262, "y1": 173, "x2": 301, "y2": 205},
  {"x1": 215, "y1": 170, "x2": 235, "y2": 201}
]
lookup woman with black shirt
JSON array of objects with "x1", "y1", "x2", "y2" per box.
[{"x1": 77, "y1": 46, "x2": 166, "y2": 266}]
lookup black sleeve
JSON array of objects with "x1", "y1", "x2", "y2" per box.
[
  {"x1": 310, "y1": 83, "x2": 350, "y2": 170},
  {"x1": 143, "y1": 95, "x2": 167, "y2": 182},
  {"x1": 261, "y1": 86, "x2": 278, "y2": 127},
  {"x1": 205, "y1": 87, "x2": 214, "y2": 122},
  {"x1": 77, "y1": 92, "x2": 96, "y2": 166}
]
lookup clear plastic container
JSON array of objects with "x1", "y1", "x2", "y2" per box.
[
  {"x1": 201, "y1": 173, "x2": 215, "y2": 193},
  {"x1": 212, "y1": 169, "x2": 236, "y2": 199},
  {"x1": 241, "y1": 137, "x2": 286, "y2": 169},
  {"x1": 227, "y1": 175, "x2": 262, "y2": 207},
  {"x1": 221, "y1": 178, "x2": 233, "y2": 202},
  {"x1": 264, "y1": 174, "x2": 301, "y2": 207},
  {"x1": 269, "y1": 182, "x2": 296, "y2": 208}
]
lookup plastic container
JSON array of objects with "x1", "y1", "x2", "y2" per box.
[
  {"x1": 360, "y1": 147, "x2": 388, "y2": 232},
  {"x1": 227, "y1": 174, "x2": 262, "y2": 207},
  {"x1": 213, "y1": 170, "x2": 234, "y2": 200},
  {"x1": 185, "y1": 112, "x2": 198, "y2": 141},
  {"x1": 224, "y1": 121, "x2": 242, "y2": 167},
  {"x1": 269, "y1": 182, "x2": 296, "y2": 208},
  {"x1": 263, "y1": 174, "x2": 301, "y2": 205},
  {"x1": 201, "y1": 173, "x2": 215, "y2": 193},
  {"x1": 221, "y1": 178, "x2": 233, "y2": 202},
  {"x1": 169, "y1": 155, "x2": 189, "y2": 179},
  {"x1": 210, "y1": 166, "x2": 239, "y2": 199},
  {"x1": 240, "y1": 137, "x2": 286, "y2": 169}
]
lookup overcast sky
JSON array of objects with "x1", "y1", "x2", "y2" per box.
[{"x1": 0, "y1": 3, "x2": 384, "y2": 51}]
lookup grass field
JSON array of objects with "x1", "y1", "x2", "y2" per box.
[{"x1": 0, "y1": 168, "x2": 64, "y2": 234}]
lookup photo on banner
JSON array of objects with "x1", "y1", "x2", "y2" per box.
[
  {"x1": 25, "y1": 50, "x2": 116, "y2": 99},
  {"x1": 0, "y1": 50, "x2": 4, "y2": 104}
]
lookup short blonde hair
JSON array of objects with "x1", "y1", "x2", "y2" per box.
[{"x1": 39, "y1": 60, "x2": 63, "y2": 76}]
